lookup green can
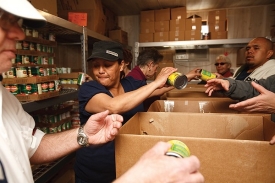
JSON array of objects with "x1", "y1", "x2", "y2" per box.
[
  {"x1": 10, "y1": 84, "x2": 20, "y2": 95},
  {"x1": 49, "y1": 127, "x2": 57, "y2": 134},
  {"x1": 48, "y1": 81, "x2": 55, "y2": 92},
  {"x1": 40, "y1": 127, "x2": 49, "y2": 134},
  {"x1": 57, "y1": 125, "x2": 62, "y2": 133},
  {"x1": 41, "y1": 82, "x2": 49, "y2": 93},
  {"x1": 200, "y1": 69, "x2": 217, "y2": 81},
  {"x1": 31, "y1": 84, "x2": 39, "y2": 94},
  {"x1": 15, "y1": 54, "x2": 22, "y2": 64},
  {"x1": 20, "y1": 84, "x2": 33, "y2": 95},
  {"x1": 66, "y1": 122, "x2": 71, "y2": 130},
  {"x1": 62, "y1": 123, "x2": 67, "y2": 131}
]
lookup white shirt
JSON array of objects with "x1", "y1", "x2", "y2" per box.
[{"x1": 0, "y1": 83, "x2": 45, "y2": 183}]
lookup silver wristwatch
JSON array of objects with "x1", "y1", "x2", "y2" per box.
[{"x1": 77, "y1": 125, "x2": 89, "y2": 147}]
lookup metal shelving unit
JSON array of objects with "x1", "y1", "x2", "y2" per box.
[{"x1": 134, "y1": 38, "x2": 253, "y2": 62}]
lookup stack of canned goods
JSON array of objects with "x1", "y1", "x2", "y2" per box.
[
  {"x1": 23, "y1": 26, "x2": 55, "y2": 42},
  {"x1": 2, "y1": 66, "x2": 58, "y2": 79},
  {"x1": 3, "y1": 80, "x2": 59, "y2": 96}
]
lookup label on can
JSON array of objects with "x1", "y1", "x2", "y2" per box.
[
  {"x1": 48, "y1": 81, "x2": 55, "y2": 91},
  {"x1": 7, "y1": 67, "x2": 16, "y2": 78},
  {"x1": 166, "y1": 140, "x2": 190, "y2": 158},
  {"x1": 77, "y1": 73, "x2": 85, "y2": 85},
  {"x1": 22, "y1": 55, "x2": 30, "y2": 64},
  {"x1": 41, "y1": 82, "x2": 49, "y2": 93},
  {"x1": 10, "y1": 84, "x2": 20, "y2": 95},
  {"x1": 20, "y1": 84, "x2": 33, "y2": 95},
  {"x1": 16, "y1": 67, "x2": 28, "y2": 78},
  {"x1": 29, "y1": 43, "x2": 35, "y2": 51},
  {"x1": 200, "y1": 69, "x2": 216, "y2": 81},
  {"x1": 22, "y1": 41, "x2": 30, "y2": 50}
]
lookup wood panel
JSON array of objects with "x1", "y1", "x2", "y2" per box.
[{"x1": 55, "y1": 45, "x2": 82, "y2": 70}]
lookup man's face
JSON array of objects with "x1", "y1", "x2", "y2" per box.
[
  {"x1": 245, "y1": 38, "x2": 271, "y2": 69},
  {"x1": 0, "y1": 10, "x2": 25, "y2": 74}
]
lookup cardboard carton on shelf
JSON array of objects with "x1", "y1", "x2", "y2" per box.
[{"x1": 115, "y1": 112, "x2": 275, "y2": 183}]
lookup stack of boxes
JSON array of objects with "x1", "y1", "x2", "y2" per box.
[
  {"x1": 139, "y1": 7, "x2": 203, "y2": 42},
  {"x1": 185, "y1": 15, "x2": 202, "y2": 40},
  {"x1": 154, "y1": 8, "x2": 170, "y2": 42},
  {"x1": 139, "y1": 10, "x2": 155, "y2": 42},
  {"x1": 208, "y1": 10, "x2": 227, "y2": 39},
  {"x1": 169, "y1": 7, "x2": 186, "y2": 41}
]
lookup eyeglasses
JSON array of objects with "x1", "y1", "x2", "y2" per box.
[
  {"x1": 0, "y1": 9, "x2": 22, "y2": 31},
  {"x1": 214, "y1": 62, "x2": 226, "y2": 66}
]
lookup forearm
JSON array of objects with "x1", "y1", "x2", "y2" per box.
[
  {"x1": 30, "y1": 128, "x2": 79, "y2": 164},
  {"x1": 149, "y1": 86, "x2": 174, "y2": 97}
]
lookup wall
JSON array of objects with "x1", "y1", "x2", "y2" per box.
[{"x1": 118, "y1": 4, "x2": 275, "y2": 74}]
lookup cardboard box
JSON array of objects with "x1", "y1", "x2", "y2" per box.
[
  {"x1": 158, "y1": 49, "x2": 175, "y2": 62},
  {"x1": 154, "y1": 21, "x2": 170, "y2": 32},
  {"x1": 140, "y1": 22, "x2": 155, "y2": 33},
  {"x1": 169, "y1": 31, "x2": 185, "y2": 41},
  {"x1": 154, "y1": 32, "x2": 169, "y2": 42},
  {"x1": 185, "y1": 30, "x2": 201, "y2": 40},
  {"x1": 103, "y1": 6, "x2": 118, "y2": 36},
  {"x1": 208, "y1": 9, "x2": 227, "y2": 23},
  {"x1": 208, "y1": 20, "x2": 227, "y2": 32},
  {"x1": 185, "y1": 15, "x2": 202, "y2": 30},
  {"x1": 115, "y1": 112, "x2": 275, "y2": 182},
  {"x1": 30, "y1": 0, "x2": 57, "y2": 16},
  {"x1": 109, "y1": 30, "x2": 128, "y2": 45},
  {"x1": 147, "y1": 100, "x2": 238, "y2": 113},
  {"x1": 139, "y1": 33, "x2": 154, "y2": 42},
  {"x1": 154, "y1": 8, "x2": 171, "y2": 21},
  {"x1": 140, "y1": 10, "x2": 155, "y2": 22},
  {"x1": 171, "y1": 6, "x2": 186, "y2": 20},
  {"x1": 170, "y1": 19, "x2": 186, "y2": 31},
  {"x1": 58, "y1": 9, "x2": 106, "y2": 35},
  {"x1": 211, "y1": 31, "x2": 228, "y2": 39}
]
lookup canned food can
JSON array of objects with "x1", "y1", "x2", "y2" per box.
[
  {"x1": 31, "y1": 84, "x2": 39, "y2": 94},
  {"x1": 72, "y1": 79, "x2": 78, "y2": 84},
  {"x1": 42, "y1": 45, "x2": 47, "y2": 52},
  {"x1": 46, "y1": 68, "x2": 52, "y2": 76},
  {"x1": 2, "y1": 72, "x2": 7, "y2": 78},
  {"x1": 32, "y1": 29, "x2": 38, "y2": 37},
  {"x1": 37, "y1": 83, "x2": 42, "y2": 94},
  {"x1": 62, "y1": 123, "x2": 67, "y2": 131},
  {"x1": 38, "y1": 67, "x2": 44, "y2": 76},
  {"x1": 42, "y1": 57, "x2": 48, "y2": 64},
  {"x1": 15, "y1": 55, "x2": 22, "y2": 64},
  {"x1": 36, "y1": 43, "x2": 41, "y2": 52},
  {"x1": 10, "y1": 84, "x2": 20, "y2": 95},
  {"x1": 20, "y1": 84, "x2": 33, "y2": 95},
  {"x1": 200, "y1": 69, "x2": 217, "y2": 81},
  {"x1": 48, "y1": 115, "x2": 57, "y2": 123},
  {"x1": 41, "y1": 82, "x2": 49, "y2": 93},
  {"x1": 60, "y1": 79, "x2": 67, "y2": 84},
  {"x1": 51, "y1": 67, "x2": 57, "y2": 75},
  {"x1": 16, "y1": 67, "x2": 28, "y2": 78},
  {"x1": 167, "y1": 72, "x2": 188, "y2": 90},
  {"x1": 22, "y1": 41, "x2": 30, "y2": 50},
  {"x1": 16, "y1": 41, "x2": 22, "y2": 49},
  {"x1": 30, "y1": 56, "x2": 38, "y2": 64},
  {"x1": 41, "y1": 127, "x2": 49, "y2": 134},
  {"x1": 25, "y1": 27, "x2": 32, "y2": 36},
  {"x1": 77, "y1": 73, "x2": 85, "y2": 85},
  {"x1": 49, "y1": 33, "x2": 55, "y2": 41},
  {"x1": 166, "y1": 140, "x2": 190, "y2": 158},
  {"x1": 66, "y1": 122, "x2": 71, "y2": 130},
  {"x1": 11, "y1": 58, "x2": 15, "y2": 64},
  {"x1": 29, "y1": 42, "x2": 35, "y2": 51},
  {"x1": 49, "y1": 127, "x2": 57, "y2": 134},
  {"x1": 57, "y1": 125, "x2": 62, "y2": 133},
  {"x1": 48, "y1": 57, "x2": 54, "y2": 64},
  {"x1": 22, "y1": 55, "x2": 30, "y2": 64},
  {"x1": 48, "y1": 81, "x2": 55, "y2": 92},
  {"x1": 7, "y1": 67, "x2": 16, "y2": 78}
]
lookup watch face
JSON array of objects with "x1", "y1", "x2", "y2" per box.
[{"x1": 77, "y1": 133, "x2": 88, "y2": 146}]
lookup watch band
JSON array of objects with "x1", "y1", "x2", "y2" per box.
[{"x1": 77, "y1": 125, "x2": 89, "y2": 147}]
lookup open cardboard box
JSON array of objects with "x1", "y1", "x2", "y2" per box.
[
  {"x1": 147, "y1": 100, "x2": 238, "y2": 113},
  {"x1": 115, "y1": 112, "x2": 275, "y2": 183}
]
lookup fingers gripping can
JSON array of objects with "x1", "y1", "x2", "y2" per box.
[
  {"x1": 166, "y1": 72, "x2": 188, "y2": 90},
  {"x1": 166, "y1": 140, "x2": 190, "y2": 158}
]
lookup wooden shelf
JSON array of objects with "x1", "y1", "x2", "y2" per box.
[
  {"x1": 2, "y1": 75, "x2": 59, "y2": 85},
  {"x1": 16, "y1": 50, "x2": 55, "y2": 57},
  {"x1": 24, "y1": 36, "x2": 57, "y2": 47}
]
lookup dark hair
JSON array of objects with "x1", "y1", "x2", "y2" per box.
[
  {"x1": 137, "y1": 48, "x2": 163, "y2": 66},
  {"x1": 123, "y1": 48, "x2": 133, "y2": 69}
]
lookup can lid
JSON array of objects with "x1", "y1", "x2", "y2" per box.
[{"x1": 174, "y1": 75, "x2": 188, "y2": 89}]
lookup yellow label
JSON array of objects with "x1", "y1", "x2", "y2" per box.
[{"x1": 167, "y1": 72, "x2": 182, "y2": 86}]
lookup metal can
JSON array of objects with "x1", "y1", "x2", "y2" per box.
[
  {"x1": 166, "y1": 140, "x2": 190, "y2": 158},
  {"x1": 7, "y1": 67, "x2": 16, "y2": 78},
  {"x1": 38, "y1": 67, "x2": 44, "y2": 76},
  {"x1": 77, "y1": 73, "x2": 85, "y2": 85},
  {"x1": 4, "y1": 85, "x2": 11, "y2": 92},
  {"x1": 48, "y1": 33, "x2": 55, "y2": 41},
  {"x1": 15, "y1": 54, "x2": 22, "y2": 64},
  {"x1": 22, "y1": 41, "x2": 30, "y2": 50},
  {"x1": 22, "y1": 55, "x2": 30, "y2": 64},
  {"x1": 167, "y1": 72, "x2": 188, "y2": 90},
  {"x1": 31, "y1": 84, "x2": 39, "y2": 94},
  {"x1": 10, "y1": 84, "x2": 20, "y2": 95},
  {"x1": 29, "y1": 42, "x2": 35, "y2": 51},
  {"x1": 199, "y1": 69, "x2": 217, "y2": 81},
  {"x1": 41, "y1": 82, "x2": 49, "y2": 93},
  {"x1": 16, "y1": 41, "x2": 23, "y2": 49},
  {"x1": 25, "y1": 27, "x2": 32, "y2": 36},
  {"x1": 36, "y1": 43, "x2": 41, "y2": 52},
  {"x1": 48, "y1": 57, "x2": 54, "y2": 64},
  {"x1": 49, "y1": 127, "x2": 57, "y2": 134},
  {"x1": 48, "y1": 81, "x2": 55, "y2": 92},
  {"x1": 52, "y1": 67, "x2": 57, "y2": 75},
  {"x1": 20, "y1": 84, "x2": 33, "y2": 95},
  {"x1": 16, "y1": 67, "x2": 28, "y2": 78},
  {"x1": 32, "y1": 29, "x2": 38, "y2": 37}
]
